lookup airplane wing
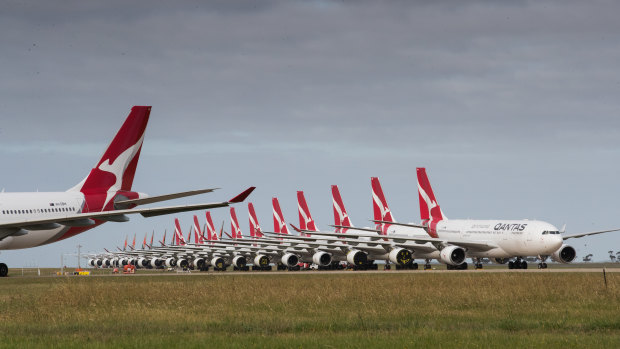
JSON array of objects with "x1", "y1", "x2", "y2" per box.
[
  {"x1": 114, "y1": 188, "x2": 219, "y2": 207},
  {"x1": 0, "y1": 187, "x2": 255, "y2": 233},
  {"x1": 371, "y1": 220, "x2": 428, "y2": 230},
  {"x1": 303, "y1": 230, "x2": 497, "y2": 252},
  {"x1": 330, "y1": 225, "x2": 382, "y2": 234},
  {"x1": 562, "y1": 228, "x2": 620, "y2": 240}
]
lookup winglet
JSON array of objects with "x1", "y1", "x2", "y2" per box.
[{"x1": 229, "y1": 187, "x2": 256, "y2": 203}]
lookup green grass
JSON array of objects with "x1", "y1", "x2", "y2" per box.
[{"x1": 0, "y1": 272, "x2": 619, "y2": 348}]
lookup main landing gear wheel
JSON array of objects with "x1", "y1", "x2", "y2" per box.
[
  {"x1": 537, "y1": 262, "x2": 548, "y2": 269},
  {"x1": 0, "y1": 263, "x2": 8, "y2": 277},
  {"x1": 508, "y1": 258, "x2": 527, "y2": 270}
]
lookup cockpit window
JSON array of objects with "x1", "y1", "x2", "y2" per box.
[{"x1": 542, "y1": 231, "x2": 560, "y2": 235}]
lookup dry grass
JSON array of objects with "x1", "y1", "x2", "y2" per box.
[{"x1": 0, "y1": 272, "x2": 618, "y2": 348}]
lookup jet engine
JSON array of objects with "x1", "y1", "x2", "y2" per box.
[
  {"x1": 192, "y1": 258, "x2": 206, "y2": 270},
  {"x1": 119, "y1": 258, "x2": 129, "y2": 266},
  {"x1": 388, "y1": 248, "x2": 413, "y2": 266},
  {"x1": 137, "y1": 258, "x2": 149, "y2": 268},
  {"x1": 128, "y1": 258, "x2": 136, "y2": 266},
  {"x1": 281, "y1": 253, "x2": 299, "y2": 267},
  {"x1": 150, "y1": 258, "x2": 162, "y2": 268},
  {"x1": 88, "y1": 259, "x2": 95, "y2": 267},
  {"x1": 439, "y1": 246, "x2": 466, "y2": 266},
  {"x1": 253, "y1": 254, "x2": 270, "y2": 268},
  {"x1": 164, "y1": 257, "x2": 176, "y2": 268},
  {"x1": 177, "y1": 258, "x2": 189, "y2": 269},
  {"x1": 232, "y1": 255, "x2": 247, "y2": 269},
  {"x1": 312, "y1": 251, "x2": 332, "y2": 266},
  {"x1": 346, "y1": 250, "x2": 368, "y2": 266},
  {"x1": 102, "y1": 259, "x2": 111, "y2": 268},
  {"x1": 211, "y1": 256, "x2": 225, "y2": 270},
  {"x1": 551, "y1": 244, "x2": 576, "y2": 264}
]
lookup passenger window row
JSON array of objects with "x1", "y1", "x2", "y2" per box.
[{"x1": 1, "y1": 207, "x2": 77, "y2": 215}]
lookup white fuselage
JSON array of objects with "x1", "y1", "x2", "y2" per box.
[
  {"x1": 0, "y1": 192, "x2": 88, "y2": 249},
  {"x1": 385, "y1": 219, "x2": 563, "y2": 258}
]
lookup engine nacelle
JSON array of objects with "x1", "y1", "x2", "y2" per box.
[
  {"x1": 346, "y1": 250, "x2": 368, "y2": 266},
  {"x1": 88, "y1": 258, "x2": 95, "y2": 267},
  {"x1": 551, "y1": 244, "x2": 576, "y2": 264},
  {"x1": 150, "y1": 258, "x2": 162, "y2": 268},
  {"x1": 312, "y1": 251, "x2": 332, "y2": 266},
  {"x1": 137, "y1": 258, "x2": 149, "y2": 268},
  {"x1": 192, "y1": 258, "x2": 206, "y2": 270},
  {"x1": 388, "y1": 248, "x2": 413, "y2": 266},
  {"x1": 232, "y1": 255, "x2": 247, "y2": 269},
  {"x1": 281, "y1": 253, "x2": 299, "y2": 267},
  {"x1": 211, "y1": 256, "x2": 225, "y2": 269},
  {"x1": 165, "y1": 257, "x2": 176, "y2": 268},
  {"x1": 253, "y1": 254, "x2": 270, "y2": 268},
  {"x1": 439, "y1": 246, "x2": 466, "y2": 266},
  {"x1": 102, "y1": 259, "x2": 111, "y2": 268},
  {"x1": 128, "y1": 258, "x2": 136, "y2": 266},
  {"x1": 119, "y1": 258, "x2": 129, "y2": 266},
  {"x1": 177, "y1": 258, "x2": 189, "y2": 269}
]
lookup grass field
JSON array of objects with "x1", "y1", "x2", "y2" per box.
[{"x1": 0, "y1": 271, "x2": 619, "y2": 348}]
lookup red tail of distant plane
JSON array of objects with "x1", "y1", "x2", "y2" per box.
[
  {"x1": 174, "y1": 218, "x2": 187, "y2": 245},
  {"x1": 142, "y1": 233, "x2": 147, "y2": 249},
  {"x1": 160, "y1": 230, "x2": 167, "y2": 247},
  {"x1": 230, "y1": 207, "x2": 243, "y2": 239},
  {"x1": 272, "y1": 197, "x2": 290, "y2": 235},
  {"x1": 131, "y1": 233, "x2": 136, "y2": 249},
  {"x1": 248, "y1": 202, "x2": 263, "y2": 238},
  {"x1": 193, "y1": 215, "x2": 205, "y2": 244},
  {"x1": 186, "y1": 224, "x2": 192, "y2": 244},
  {"x1": 149, "y1": 231, "x2": 154, "y2": 249},
  {"x1": 416, "y1": 167, "x2": 445, "y2": 238},
  {"x1": 371, "y1": 177, "x2": 394, "y2": 235},
  {"x1": 205, "y1": 211, "x2": 218, "y2": 241},
  {"x1": 123, "y1": 235, "x2": 128, "y2": 251},
  {"x1": 297, "y1": 191, "x2": 318, "y2": 232},
  {"x1": 331, "y1": 185, "x2": 352, "y2": 234}
]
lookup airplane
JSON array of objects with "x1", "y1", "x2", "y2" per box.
[
  {"x1": 0, "y1": 106, "x2": 254, "y2": 277},
  {"x1": 365, "y1": 168, "x2": 620, "y2": 269}
]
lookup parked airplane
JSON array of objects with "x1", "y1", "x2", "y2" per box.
[
  {"x1": 0, "y1": 106, "x2": 254, "y2": 276},
  {"x1": 369, "y1": 168, "x2": 620, "y2": 269}
]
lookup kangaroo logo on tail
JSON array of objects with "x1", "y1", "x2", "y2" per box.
[
  {"x1": 272, "y1": 197, "x2": 290, "y2": 235},
  {"x1": 205, "y1": 211, "x2": 218, "y2": 241},
  {"x1": 230, "y1": 207, "x2": 243, "y2": 239},
  {"x1": 371, "y1": 177, "x2": 394, "y2": 235},
  {"x1": 297, "y1": 191, "x2": 318, "y2": 234},
  {"x1": 331, "y1": 185, "x2": 352, "y2": 234},
  {"x1": 416, "y1": 167, "x2": 445, "y2": 238},
  {"x1": 174, "y1": 218, "x2": 187, "y2": 245},
  {"x1": 248, "y1": 202, "x2": 263, "y2": 238}
]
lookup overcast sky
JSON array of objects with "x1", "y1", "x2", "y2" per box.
[{"x1": 2, "y1": 0, "x2": 620, "y2": 267}]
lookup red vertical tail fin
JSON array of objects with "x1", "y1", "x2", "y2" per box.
[
  {"x1": 416, "y1": 167, "x2": 445, "y2": 238},
  {"x1": 272, "y1": 197, "x2": 290, "y2": 235},
  {"x1": 123, "y1": 235, "x2": 128, "y2": 251},
  {"x1": 297, "y1": 191, "x2": 318, "y2": 232},
  {"x1": 205, "y1": 211, "x2": 217, "y2": 241},
  {"x1": 331, "y1": 185, "x2": 353, "y2": 233},
  {"x1": 174, "y1": 218, "x2": 187, "y2": 245},
  {"x1": 150, "y1": 231, "x2": 154, "y2": 248},
  {"x1": 68, "y1": 106, "x2": 151, "y2": 212},
  {"x1": 371, "y1": 177, "x2": 394, "y2": 235},
  {"x1": 248, "y1": 202, "x2": 263, "y2": 238},
  {"x1": 131, "y1": 233, "x2": 136, "y2": 249},
  {"x1": 142, "y1": 233, "x2": 147, "y2": 249},
  {"x1": 161, "y1": 230, "x2": 167, "y2": 247},
  {"x1": 186, "y1": 225, "x2": 192, "y2": 244},
  {"x1": 193, "y1": 215, "x2": 204, "y2": 244},
  {"x1": 230, "y1": 207, "x2": 243, "y2": 239}
]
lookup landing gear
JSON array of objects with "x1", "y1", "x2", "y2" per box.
[
  {"x1": 447, "y1": 262, "x2": 468, "y2": 270},
  {"x1": 508, "y1": 257, "x2": 527, "y2": 270},
  {"x1": 0, "y1": 263, "x2": 7, "y2": 277},
  {"x1": 473, "y1": 258, "x2": 483, "y2": 269},
  {"x1": 423, "y1": 259, "x2": 432, "y2": 270},
  {"x1": 537, "y1": 262, "x2": 548, "y2": 269}
]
